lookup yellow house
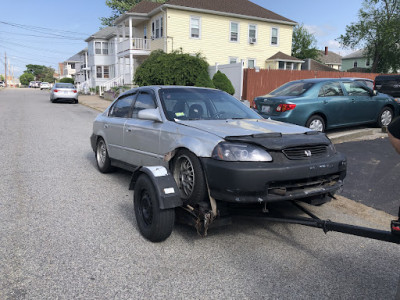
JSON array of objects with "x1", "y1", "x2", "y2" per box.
[{"x1": 114, "y1": 0, "x2": 300, "y2": 84}]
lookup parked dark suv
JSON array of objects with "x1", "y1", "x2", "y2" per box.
[{"x1": 374, "y1": 75, "x2": 400, "y2": 98}]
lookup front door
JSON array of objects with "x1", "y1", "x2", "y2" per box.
[{"x1": 122, "y1": 90, "x2": 164, "y2": 166}]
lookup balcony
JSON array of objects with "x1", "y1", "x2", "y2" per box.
[{"x1": 118, "y1": 38, "x2": 151, "y2": 57}]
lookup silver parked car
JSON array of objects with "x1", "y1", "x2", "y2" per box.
[
  {"x1": 91, "y1": 86, "x2": 346, "y2": 241},
  {"x1": 50, "y1": 83, "x2": 78, "y2": 103}
]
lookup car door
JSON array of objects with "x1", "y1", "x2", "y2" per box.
[
  {"x1": 122, "y1": 89, "x2": 164, "y2": 167},
  {"x1": 342, "y1": 81, "x2": 377, "y2": 123},
  {"x1": 317, "y1": 81, "x2": 351, "y2": 127},
  {"x1": 103, "y1": 93, "x2": 136, "y2": 161}
]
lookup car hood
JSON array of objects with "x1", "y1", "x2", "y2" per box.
[
  {"x1": 178, "y1": 118, "x2": 310, "y2": 138},
  {"x1": 178, "y1": 119, "x2": 331, "y2": 150}
]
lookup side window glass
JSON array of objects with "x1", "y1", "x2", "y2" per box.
[
  {"x1": 319, "y1": 82, "x2": 344, "y2": 97},
  {"x1": 109, "y1": 94, "x2": 136, "y2": 118},
  {"x1": 132, "y1": 91, "x2": 157, "y2": 118},
  {"x1": 343, "y1": 82, "x2": 369, "y2": 96}
]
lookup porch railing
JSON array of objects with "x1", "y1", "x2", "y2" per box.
[
  {"x1": 99, "y1": 75, "x2": 124, "y2": 96},
  {"x1": 118, "y1": 38, "x2": 151, "y2": 53}
]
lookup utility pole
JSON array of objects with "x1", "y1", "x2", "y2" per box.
[{"x1": 4, "y1": 52, "x2": 7, "y2": 87}]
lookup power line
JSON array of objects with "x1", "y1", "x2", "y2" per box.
[
  {"x1": 0, "y1": 20, "x2": 90, "y2": 40},
  {"x1": 0, "y1": 30, "x2": 86, "y2": 42}
]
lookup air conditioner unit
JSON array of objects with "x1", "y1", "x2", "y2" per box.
[{"x1": 249, "y1": 38, "x2": 256, "y2": 44}]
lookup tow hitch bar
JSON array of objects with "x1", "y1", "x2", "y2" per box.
[{"x1": 236, "y1": 202, "x2": 400, "y2": 245}]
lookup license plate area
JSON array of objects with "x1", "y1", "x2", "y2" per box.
[{"x1": 261, "y1": 105, "x2": 271, "y2": 113}]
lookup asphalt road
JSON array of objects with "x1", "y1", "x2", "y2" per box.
[
  {"x1": 1, "y1": 88, "x2": 399, "y2": 299},
  {"x1": 336, "y1": 138, "x2": 400, "y2": 216}
]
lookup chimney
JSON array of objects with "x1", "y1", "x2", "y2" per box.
[{"x1": 325, "y1": 47, "x2": 328, "y2": 55}]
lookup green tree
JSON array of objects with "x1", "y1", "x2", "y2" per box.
[
  {"x1": 19, "y1": 72, "x2": 34, "y2": 86},
  {"x1": 24, "y1": 64, "x2": 55, "y2": 82},
  {"x1": 134, "y1": 49, "x2": 210, "y2": 86},
  {"x1": 212, "y1": 71, "x2": 235, "y2": 95},
  {"x1": 292, "y1": 24, "x2": 320, "y2": 60},
  {"x1": 338, "y1": 0, "x2": 400, "y2": 73},
  {"x1": 101, "y1": 0, "x2": 165, "y2": 26},
  {"x1": 0, "y1": 74, "x2": 4, "y2": 81}
]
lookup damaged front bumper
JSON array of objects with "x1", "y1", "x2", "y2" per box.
[{"x1": 200, "y1": 153, "x2": 347, "y2": 203}]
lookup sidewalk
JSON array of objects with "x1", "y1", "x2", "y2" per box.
[
  {"x1": 78, "y1": 94, "x2": 388, "y2": 143},
  {"x1": 79, "y1": 94, "x2": 112, "y2": 112}
]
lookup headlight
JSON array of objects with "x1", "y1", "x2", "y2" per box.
[{"x1": 212, "y1": 142, "x2": 272, "y2": 162}]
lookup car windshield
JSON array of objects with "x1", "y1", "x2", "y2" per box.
[
  {"x1": 159, "y1": 88, "x2": 261, "y2": 121},
  {"x1": 55, "y1": 83, "x2": 75, "y2": 89},
  {"x1": 268, "y1": 81, "x2": 315, "y2": 96}
]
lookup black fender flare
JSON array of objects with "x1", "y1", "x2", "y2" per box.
[{"x1": 129, "y1": 166, "x2": 183, "y2": 210}]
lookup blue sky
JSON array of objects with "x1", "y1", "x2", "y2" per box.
[{"x1": 0, "y1": 0, "x2": 364, "y2": 77}]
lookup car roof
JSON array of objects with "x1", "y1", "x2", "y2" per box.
[{"x1": 118, "y1": 85, "x2": 219, "y2": 98}]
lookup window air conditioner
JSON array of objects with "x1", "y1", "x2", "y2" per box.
[{"x1": 249, "y1": 38, "x2": 256, "y2": 44}]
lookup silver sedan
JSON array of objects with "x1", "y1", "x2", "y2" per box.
[
  {"x1": 50, "y1": 83, "x2": 78, "y2": 103},
  {"x1": 91, "y1": 86, "x2": 346, "y2": 241}
]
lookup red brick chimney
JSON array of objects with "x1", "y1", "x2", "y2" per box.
[{"x1": 325, "y1": 47, "x2": 328, "y2": 55}]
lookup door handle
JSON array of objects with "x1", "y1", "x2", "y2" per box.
[
  {"x1": 126, "y1": 128, "x2": 132, "y2": 132},
  {"x1": 104, "y1": 124, "x2": 109, "y2": 129}
]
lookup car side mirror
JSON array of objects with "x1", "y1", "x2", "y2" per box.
[
  {"x1": 372, "y1": 90, "x2": 378, "y2": 96},
  {"x1": 138, "y1": 108, "x2": 163, "y2": 122}
]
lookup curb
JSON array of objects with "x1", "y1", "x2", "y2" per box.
[{"x1": 327, "y1": 128, "x2": 376, "y2": 144}]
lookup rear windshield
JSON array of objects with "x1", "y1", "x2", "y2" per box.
[
  {"x1": 55, "y1": 83, "x2": 75, "y2": 89},
  {"x1": 268, "y1": 81, "x2": 315, "y2": 96}
]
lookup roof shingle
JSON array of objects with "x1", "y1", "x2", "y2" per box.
[{"x1": 129, "y1": 0, "x2": 295, "y2": 24}]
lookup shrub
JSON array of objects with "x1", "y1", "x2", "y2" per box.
[
  {"x1": 59, "y1": 77, "x2": 74, "y2": 84},
  {"x1": 212, "y1": 71, "x2": 235, "y2": 95},
  {"x1": 134, "y1": 49, "x2": 210, "y2": 86},
  {"x1": 195, "y1": 71, "x2": 215, "y2": 88}
]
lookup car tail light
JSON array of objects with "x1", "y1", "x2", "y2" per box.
[
  {"x1": 73, "y1": 90, "x2": 77, "y2": 93},
  {"x1": 54, "y1": 89, "x2": 59, "y2": 92},
  {"x1": 276, "y1": 104, "x2": 296, "y2": 112},
  {"x1": 373, "y1": 80, "x2": 376, "y2": 90}
]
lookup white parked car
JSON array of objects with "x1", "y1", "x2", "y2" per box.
[{"x1": 40, "y1": 82, "x2": 51, "y2": 90}]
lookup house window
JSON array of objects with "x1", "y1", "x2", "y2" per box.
[
  {"x1": 96, "y1": 66, "x2": 102, "y2": 78},
  {"x1": 248, "y1": 59, "x2": 255, "y2": 68},
  {"x1": 95, "y1": 42, "x2": 108, "y2": 55},
  {"x1": 366, "y1": 59, "x2": 370, "y2": 66},
  {"x1": 285, "y1": 62, "x2": 293, "y2": 70},
  {"x1": 155, "y1": 19, "x2": 160, "y2": 38},
  {"x1": 248, "y1": 24, "x2": 257, "y2": 43},
  {"x1": 103, "y1": 66, "x2": 109, "y2": 78},
  {"x1": 271, "y1": 27, "x2": 279, "y2": 45},
  {"x1": 160, "y1": 17, "x2": 163, "y2": 37},
  {"x1": 353, "y1": 61, "x2": 358, "y2": 68},
  {"x1": 278, "y1": 61, "x2": 285, "y2": 69},
  {"x1": 230, "y1": 22, "x2": 239, "y2": 42},
  {"x1": 96, "y1": 66, "x2": 110, "y2": 78},
  {"x1": 95, "y1": 42, "x2": 101, "y2": 54},
  {"x1": 190, "y1": 16, "x2": 200, "y2": 38},
  {"x1": 152, "y1": 16, "x2": 163, "y2": 39},
  {"x1": 229, "y1": 57, "x2": 238, "y2": 64},
  {"x1": 70, "y1": 63, "x2": 75, "y2": 70},
  {"x1": 102, "y1": 42, "x2": 108, "y2": 55}
]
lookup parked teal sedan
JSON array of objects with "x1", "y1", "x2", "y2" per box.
[{"x1": 254, "y1": 78, "x2": 400, "y2": 132}]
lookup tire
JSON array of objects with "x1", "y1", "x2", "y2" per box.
[
  {"x1": 134, "y1": 174, "x2": 175, "y2": 242},
  {"x1": 377, "y1": 107, "x2": 393, "y2": 127},
  {"x1": 306, "y1": 115, "x2": 325, "y2": 132},
  {"x1": 171, "y1": 149, "x2": 207, "y2": 206},
  {"x1": 74, "y1": 100, "x2": 79, "y2": 104},
  {"x1": 95, "y1": 138, "x2": 114, "y2": 173}
]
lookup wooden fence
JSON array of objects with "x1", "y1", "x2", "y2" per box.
[{"x1": 242, "y1": 69, "x2": 380, "y2": 106}]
